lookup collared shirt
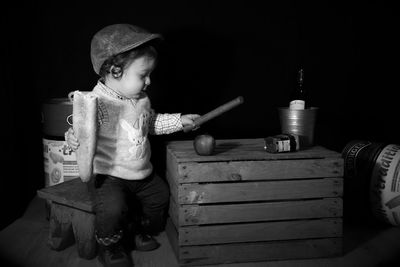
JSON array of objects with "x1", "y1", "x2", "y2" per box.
[{"x1": 96, "y1": 80, "x2": 183, "y2": 135}]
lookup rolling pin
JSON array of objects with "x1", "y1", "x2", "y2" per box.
[{"x1": 183, "y1": 96, "x2": 244, "y2": 132}]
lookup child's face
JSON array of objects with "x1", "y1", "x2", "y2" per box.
[{"x1": 114, "y1": 55, "x2": 156, "y2": 99}]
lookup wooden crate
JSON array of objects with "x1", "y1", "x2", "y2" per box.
[{"x1": 165, "y1": 138, "x2": 343, "y2": 266}]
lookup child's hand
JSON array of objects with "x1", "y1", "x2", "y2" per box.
[
  {"x1": 65, "y1": 127, "x2": 80, "y2": 151},
  {"x1": 181, "y1": 114, "x2": 201, "y2": 130}
]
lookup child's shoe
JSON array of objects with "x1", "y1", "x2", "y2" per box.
[
  {"x1": 134, "y1": 233, "x2": 160, "y2": 251},
  {"x1": 98, "y1": 243, "x2": 133, "y2": 267}
]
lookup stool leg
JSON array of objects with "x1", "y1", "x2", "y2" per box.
[
  {"x1": 71, "y1": 209, "x2": 97, "y2": 259},
  {"x1": 45, "y1": 200, "x2": 51, "y2": 221},
  {"x1": 48, "y1": 203, "x2": 75, "y2": 250}
]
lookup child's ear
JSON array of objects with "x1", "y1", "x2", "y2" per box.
[{"x1": 110, "y1": 65, "x2": 122, "y2": 78}]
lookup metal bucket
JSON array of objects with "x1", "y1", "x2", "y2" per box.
[{"x1": 278, "y1": 107, "x2": 318, "y2": 148}]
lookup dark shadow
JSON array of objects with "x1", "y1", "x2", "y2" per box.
[
  {"x1": 149, "y1": 26, "x2": 237, "y2": 173},
  {"x1": 148, "y1": 26, "x2": 238, "y2": 135},
  {"x1": 342, "y1": 173, "x2": 392, "y2": 256},
  {"x1": 343, "y1": 209, "x2": 389, "y2": 255}
]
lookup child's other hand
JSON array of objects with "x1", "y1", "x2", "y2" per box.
[
  {"x1": 181, "y1": 114, "x2": 201, "y2": 130},
  {"x1": 65, "y1": 127, "x2": 80, "y2": 151}
]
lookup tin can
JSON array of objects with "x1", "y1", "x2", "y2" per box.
[
  {"x1": 342, "y1": 140, "x2": 400, "y2": 226},
  {"x1": 42, "y1": 98, "x2": 79, "y2": 186},
  {"x1": 264, "y1": 134, "x2": 300, "y2": 153}
]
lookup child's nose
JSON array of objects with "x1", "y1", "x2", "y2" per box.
[{"x1": 145, "y1": 77, "x2": 151, "y2": 86}]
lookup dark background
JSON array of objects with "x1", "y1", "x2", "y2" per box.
[{"x1": 1, "y1": 2, "x2": 398, "y2": 230}]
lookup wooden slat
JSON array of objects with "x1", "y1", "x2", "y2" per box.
[
  {"x1": 179, "y1": 218, "x2": 342, "y2": 246},
  {"x1": 165, "y1": 218, "x2": 180, "y2": 263},
  {"x1": 166, "y1": 139, "x2": 342, "y2": 163},
  {"x1": 166, "y1": 219, "x2": 343, "y2": 266},
  {"x1": 175, "y1": 158, "x2": 343, "y2": 183},
  {"x1": 166, "y1": 148, "x2": 179, "y2": 185},
  {"x1": 178, "y1": 198, "x2": 342, "y2": 226},
  {"x1": 178, "y1": 178, "x2": 343, "y2": 204},
  {"x1": 166, "y1": 171, "x2": 179, "y2": 205},
  {"x1": 37, "y1": 179, "x2": 93, "y2": 212},
  {"x1": 168, "y1": 196, "x2": 179, "y2": 230},
  {"x1": 180, "y1": 238, "x2": 343, "y2": 266}
]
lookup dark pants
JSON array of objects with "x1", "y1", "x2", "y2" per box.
[{"x1": 89, "y1": 172, "x2": 170, "y2": 242}]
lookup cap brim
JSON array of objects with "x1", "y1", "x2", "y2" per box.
[{"x1": 118, "y1": 33, "x2": 163, "y2": 55}]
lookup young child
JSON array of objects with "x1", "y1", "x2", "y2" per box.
[{"x1": 65, "y1": 24, "x2": 199, "y2": 267}]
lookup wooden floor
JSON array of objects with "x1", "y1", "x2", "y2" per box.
[{"x1": 1, "y1": 197, "x2": 400, "y2": 267}]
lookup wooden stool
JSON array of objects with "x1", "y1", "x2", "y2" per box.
[{"x1": 37, "y1": 178, "x2": 97, "y2": 259}]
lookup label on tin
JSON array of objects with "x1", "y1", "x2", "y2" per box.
[
  {"x1": 43, "y1": 138, "x2": 79, "y2": 186},
  {"x1": 370, "y1": 144, "x2": 400, "y2": 226},
  {"x1": 277, "y1": 139, "x2": 291, "y2": 152}
]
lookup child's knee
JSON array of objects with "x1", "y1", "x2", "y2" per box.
[{"x1": 159, "y1": 186, "x2": 170, "y2": 205}]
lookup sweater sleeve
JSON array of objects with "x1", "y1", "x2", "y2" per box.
[{"x1": 149, "y1": 111, "x2": 183, "y2": 135}]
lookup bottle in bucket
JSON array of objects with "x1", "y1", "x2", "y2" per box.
[
  {"x1": 289, "y1": 68, "x2": 308, "y2": 110},
  {"x1": 264, "y1": 133, "x2": 300, "y2": 153}
]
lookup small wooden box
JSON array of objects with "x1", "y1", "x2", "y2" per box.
[{"x1": 165, "y1": 139, "x2": 343, "y2": 266}]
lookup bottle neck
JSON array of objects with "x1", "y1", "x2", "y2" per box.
[{"x1": 289, "y1": 69, "x2": 306, "y2": 110}]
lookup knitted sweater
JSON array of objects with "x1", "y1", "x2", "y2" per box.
[{"x1": 92, "y1": 81, "x2": 182, "y2": 180}]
